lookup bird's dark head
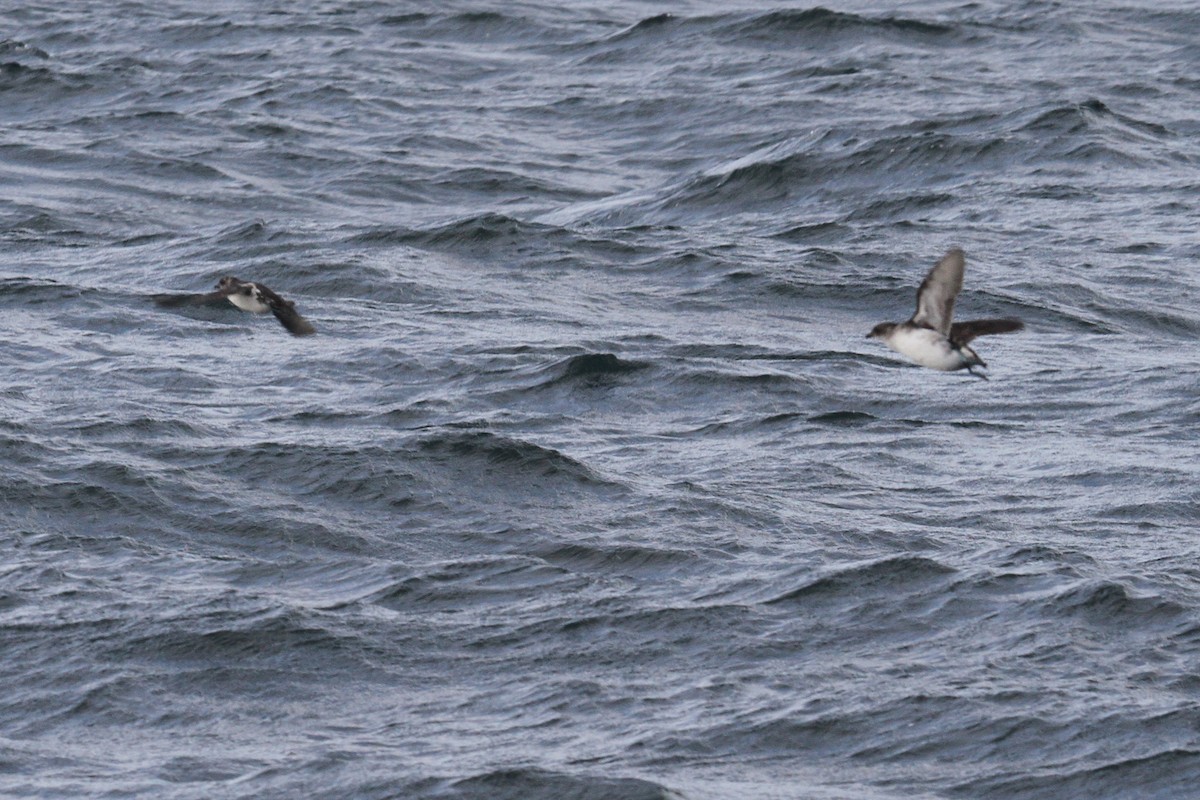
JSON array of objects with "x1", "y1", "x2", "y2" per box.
[
  {"x1": 216, "y1": 276, "x2": 245, "y2": 291},
  {"x1": 867, "y1": 322, "x2": 897, "y2": 340}
]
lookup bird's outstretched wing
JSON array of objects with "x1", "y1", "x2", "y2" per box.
[
  {"x1": 151, "y1": 289, "x2": 232, "y2": 308},
  {"x1": 950, "y1": 318, "x2": 1023, "y2": 344},
  {"x1": 270, "y1": 302, "x2": 316, "y2": 336},
  {"x1": 910, "y1": 248, "x2": 965, "y2": 335},
  {"x1": 155, "y1": 278, "x2": 315, "y2": 336}
]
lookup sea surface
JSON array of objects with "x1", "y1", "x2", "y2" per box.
[{"x1": 3, "y1": 2, "x2": 1200, "y2": 798}]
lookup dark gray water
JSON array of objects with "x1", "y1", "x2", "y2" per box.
[{"x1": 3, "y1": 2, "x2": 1200, "y2": 798}]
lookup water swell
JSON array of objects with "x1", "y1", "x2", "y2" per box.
[
  {"x1": 346, "y1": 214, "x2": 580, "y2": 264},
  {"x1": 557, "y1": 96, "x2": 1179, "y2": 227},
  {"x1": 378, "y1": 10, "x2": 562, "y2": 45},
  {"x1": 766, "y1": 556, "x2": 957, "y2": 606},
  {"x1": 525, "y1": 352, "x2": 649, "y2": 392},
  {"x1": 0, "y1": 276, "x2": 94, "y2": 303},
  {"x1": 957, "y1": 748, "x2": 1200, "y2": 799},
  {"x1": 0, "y1": 39, "x2": 50, "y2": 60},
  {"x1": 600, "y1": 7, "x2": 955, "y2": 50},
  {"x1": 0, "y1": 60, "x2": 91, "y2": 99},
  {"x1": 533, "y1": 540, "x2": 703, "y2": 577},
  {"x1": 1048, "y1": 579, "x2": 1187, "y2": 627},
  {"x1": 432, "y1": 768, "x2": 679, "y2": 800},
  {"x1": 370, "y1": 557, "x2": 583, "y2": 613},
  {"x1": 717, "y1": 7, "x2": 956, "y2": 42},
  {"x1": 416, "y1": 429, "x2": 619, "y2": 489}
]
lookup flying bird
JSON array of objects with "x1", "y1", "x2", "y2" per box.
[
  {"x1": 866, "y1": 248, "x2": 1021, "y2": 379},
  {"x1": 153, "y1": 276, "x2": 316, "y2": 336}
]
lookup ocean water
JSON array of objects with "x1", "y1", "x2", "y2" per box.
[{"x1": 2, "y1": 1, "x2": 1199, "y2": 798}]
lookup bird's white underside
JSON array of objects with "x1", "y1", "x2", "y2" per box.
[
  {"x1": 227, "y1": 289, "x2": 271, "y2": 314},
  {"x1": 884, "y1": 326, "x2": 970, "y2": 371}
]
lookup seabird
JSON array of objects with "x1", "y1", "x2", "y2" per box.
[
  {"x1": 866, "y1": 248, "x2": 1021, "y2": 379},
  {"x1": 153, "y1": 276, "x2": 316, "y2": 336}
]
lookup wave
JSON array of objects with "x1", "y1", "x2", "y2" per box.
[
  {"x1": 432, "y1": 167, "x2": 598, "y2": 202},
  {"x1": 0, "y1": 61, "x2": 90, "y2": 97},
  {"x1": 551, "y1": 94, "x2": 1179, "y2": 228},
  {"x1": 416, "y1": 430, "x2": 619, "y2": 489},
  {"x1": 558, "y1": 352, "x2": 643, "y2": 379},
  {"x1": 68, "y1": 416, "x2": 208, "y2": 440},
  {"x1": 379, "y1": 11, "x2": 561, "y2": 45},
  {"x1": 0, "y1": 39, "x2": 50, "y2": 60},
  {"x1": 771, "y1": 220, "x2": 850, "y2": 243},
  {"x1": 1007, "y1": 98, "x2": 1175, "y2": 167},
  {"x1": 604, "y1": 13, "x2": 678, "y2": 44},
  {"x1": 957, "y1": 748, "x2": 1200, "y2": 799},
  {"x1": 211, "y1": 218, "x2": 274, "y2": 244},
  {"x1": 526, "y1": 352, "x2": 649, "y2": 391},
  {"x1": 598, "y1": 7, "x2": 954, "y2": 51},
  {"x1": 347, "y1": 213, "x2": 554, "y2": 251},
  {"x1": 1047, "y1": 579, "x2": 1186, "y2": 627},
  {"x1": 370, "y1": 557, "x2": 581, "y2": 613},
  {"x1": 532, "y1": 540, "x2": 701, "y2": 576},
  {"x1": 716, "y1": 8, "x2": 956, "y2": 42},
  {"x1": 344, "y1": 214, "x2": 648, "y2": 278},
  {"x1": 114, "y1": 605, "x2": 383, "y2": 681},
  {"x1": 806, "y1": 410, "x2": 877, "y2": 426},
  {"x1": 669, "y1": 366, "x2": 802, "y2": 394},
  {"x1": 1016, "y1": 98, "x2": 1171, "y2": 142},
  {"x1": 431, "y1": 767, "x2": 678, "y2": 800},
  {"x1": 766, "y1": 556, "x2": 957, "y2": 606},
  {"x1": 0, "y1": 276, "x2": 93, "y2": 304},
  {"x1": 1002, "y1": 277, "x2": 1193, "y2": 336},
  {"x1": 547, "y1": 124, "x2": 1009, "y2": 225}
]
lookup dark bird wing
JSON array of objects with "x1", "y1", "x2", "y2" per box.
[
  {"x1": 270, "y1": 302, "x2": 316, "y2": 336},
  {"x1": 910, "y1": 248, "x2": 965, "y2": 335},
  {"x1": 252, "y1": 282, "x2": 316, "y2": 335},
  {"x1": 950, "y1": 318, "x2": 1024, "y2": 344},
  {"x1": 151, "y1": 289, "x2": 232, "y2": 308}
]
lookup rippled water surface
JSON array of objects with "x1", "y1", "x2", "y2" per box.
[{"x1": 3, "y1": 2, "x2": 1200, "y2": 798}]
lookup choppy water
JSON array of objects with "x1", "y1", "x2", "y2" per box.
[{"x1": 3, "y1": 2, "x2": 1200, "y2": 798}]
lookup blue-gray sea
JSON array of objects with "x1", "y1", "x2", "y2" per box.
[{"x1": 3, "y1": 2, "x2": 1200, "y2": 798}]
